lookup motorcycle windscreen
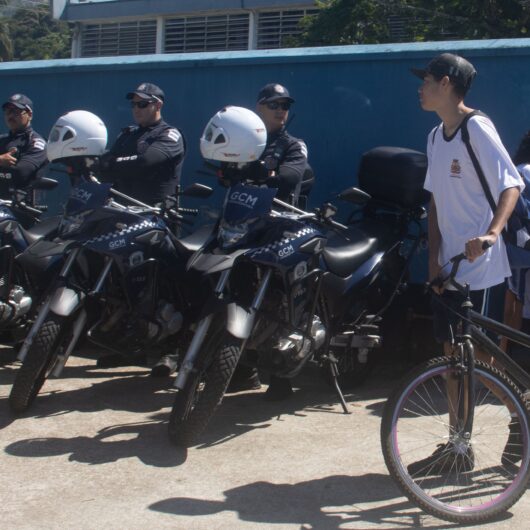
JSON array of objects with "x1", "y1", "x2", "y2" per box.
[
  {"x1": 65, "y1": 180, "x2": 113, "y2": 216},
  {"x1": 222, "y1": 184, "x2": 277, "y2": 224}
]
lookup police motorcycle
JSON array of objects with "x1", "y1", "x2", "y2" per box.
[
  {"x1": 167, "y1": 107, "x2": 428, "y2": 447},
  {"x1": 0, "y1": 176, "x2": 59, "y2": 344},
  {"x1": 8, "y1": 111, "x2": 213, "y2": 413}
]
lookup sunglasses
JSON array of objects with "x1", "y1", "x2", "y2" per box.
[
  {"x1": 265, "y1": 101, "x2": 291, "y2": 111},
  {"x1": 130, "y1": 100, "x2": 153, "y2": 109},
  {"x1": 3, "y1": 106, "x2": 28, "y2": 115}
]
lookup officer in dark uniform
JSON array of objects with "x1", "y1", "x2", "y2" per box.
[
  {"x1": 0, "y1": 94, "x2": 47, "y2": 201},
  {"x1": 100, "y1": 82, "x2": 185, "y2": 205},
  {"x1": 227, "y1": 83, "x2": 314, "y2": 399},
  {"x1": 253, "y1": 83, "x2": 313, "y2": 205}
]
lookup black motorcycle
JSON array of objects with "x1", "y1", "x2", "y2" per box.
[
  {"x1": 167, "y1": 146, "x2": 428, "y2": 447},
  {"x1": 9, "y1": 177, "x2": 212, "y2": 412},
  {"x1": 0, "y1": 177, "x2": 59, "y2": 344}
]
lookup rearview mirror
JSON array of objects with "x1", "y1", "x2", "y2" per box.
[
  {"x1": 338, "y1": 186, "x2": 371, "y2": 204},
  {"x1": 180, "y1": 183, "x2": 213, "y2": 198},
  {"x1": 32, "y1": 177, "x2": 59, "y2": 191}
]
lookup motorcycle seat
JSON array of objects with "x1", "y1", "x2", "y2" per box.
[
  {"x1": 323, "y1": 227, "x2": 378, "y2": 277},
  {"x1": 20, "y1": 215, "x2": 61, "y2": 245},
  {"x1": 175, "y1": 224, "x2": 213, "y2": 254}
]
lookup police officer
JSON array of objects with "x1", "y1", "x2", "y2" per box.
[
  {"x1": 100, "y1": 82, "x2": 185, "y2": 205},
  {"x1": 254, "y1": 83, "x2": 312, "y2": 205},
  {"x1": 0, "y1": 94, "x2": 47, "y2": 200}
]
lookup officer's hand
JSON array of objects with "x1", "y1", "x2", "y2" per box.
[
  {"x1": 0, "y1": 148, "x2": 18, "y2": 167},
  {"x1": 99, "y1": 152, "x2": 115, "y2": 172}
]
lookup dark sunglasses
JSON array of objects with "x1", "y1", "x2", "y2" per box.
[
  {"x1": 130, "y1": 100, "x2": 153, "y2": 109},
  {"x1": 265, "y1": 101, "x2": 291, "y2": 111}
]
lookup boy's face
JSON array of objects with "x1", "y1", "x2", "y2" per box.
[{"x1": 417, "y1": 74, "x2": 445, "y2": 111}]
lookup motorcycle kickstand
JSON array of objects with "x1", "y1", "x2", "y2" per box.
[{"x1": 328, "y1": 356, "x2": 350, "y2": 414}]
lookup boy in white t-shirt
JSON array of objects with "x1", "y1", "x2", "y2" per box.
[{"x1": 407, "y1": 53, "x2": 524, "y2": 476}]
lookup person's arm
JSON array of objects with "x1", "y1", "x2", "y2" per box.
[
  {"x1": 9, "y1": 137, "x2": 47, "y2": 187},
  {"x1": 0, "y1": 147, "x2": 17, "y2": 168},
  {"x1": 266, "y1": 140, "x2": 307, "y2": 198},
  {"x1": 466, "y1": 186, "x2": 520, "y2": 261},
  {"x1": 428, "y1": 195, "x2": 443, "y2": 292},
  {"x1": 465, "y1": 117, "x2": 524, "y2": 261}
]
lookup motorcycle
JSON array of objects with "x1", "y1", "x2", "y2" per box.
[
  {"x1": 167, "y1": 146, "x2": 428, "y2": 447},
  {"x1": 0, "y1": 177, "x2": 59, "y2": 344},
  {"x1": 8, "y1": 177, "x2": 213, "y2": 412}
]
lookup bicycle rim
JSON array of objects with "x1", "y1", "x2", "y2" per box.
[{"x1": 382, "y1": 358, "x2": 530, "y2": 523}]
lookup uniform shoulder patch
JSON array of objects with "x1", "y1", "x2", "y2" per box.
[
  {"x1": 166, "y1": 128, "x2": 181, "y2": 143},
  {"x1": 32, "y1": 138, "x2": 46, "y2": 151},
  {"x1": 297, "y1": 141, "x2": 308, "y2": 158}
]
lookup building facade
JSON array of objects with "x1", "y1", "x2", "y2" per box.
[{"x1": 51, "y1": 0, "x2": 319, "y2": 58}]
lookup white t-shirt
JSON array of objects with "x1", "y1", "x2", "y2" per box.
[{"x1": 424, "y1": 113, "x2": 524, "y2": 290}]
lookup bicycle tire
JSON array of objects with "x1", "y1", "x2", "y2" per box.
[{"x1": 381, "y1": 356, "x2": 530, "y2": 524}]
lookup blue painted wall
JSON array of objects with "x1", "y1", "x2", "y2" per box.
[{"x1": 2, "y1": 39, "x2": 530, "y2": 280}]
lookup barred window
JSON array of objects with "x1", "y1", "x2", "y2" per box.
[
  {"x1": 164, "y1": 14, "x2": 250, "y2": 53},
  {"x1": 257, "y1": 9, "x2": 318, "y2": 49},
  {"x1": 80, "y1": 20, "x2": 157, "y2": 57}
]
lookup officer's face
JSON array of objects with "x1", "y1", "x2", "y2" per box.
[
  {"x1": 3, "y1": 105, "x2": 31, "y2": 133},
  {"x1": 131, "y1": 96, "x2": 161, "y2": 127},
  {"x1": 257, "y1": 99, "x2": 290, "y2": 134}
]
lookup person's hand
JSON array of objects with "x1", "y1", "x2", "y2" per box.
[
  {"x1": 465, "y1": 233, "x2": 496, "y2": 263},
  {"x1": 0, "y1": 147, "x2": 18, "y2": 167}
]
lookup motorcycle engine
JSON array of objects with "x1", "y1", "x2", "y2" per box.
[
  {"x1": 143, "y1": 301, "x2": 183, "y2": 342},
  {"x1": 0, "y1": 285, "x2": 32, "y2": 322}
]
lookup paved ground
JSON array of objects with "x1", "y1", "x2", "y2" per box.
[{"x1": 1, "y1": 348, "x2": 530, "y2": 530}]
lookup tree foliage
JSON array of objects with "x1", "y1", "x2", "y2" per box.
[
  {"x1": 0, "y1": 3, "x2": 72, "y2": 61},
  {"x1": 296, "y1": 0, "x2": 530, "y2": 47}
]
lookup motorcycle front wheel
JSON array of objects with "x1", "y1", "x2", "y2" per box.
[
  {"x1": 168, "y1": 330, "x2": 243, "y2": 448},
  {"x1": 9, "y1": 313, "x2": 74, "y2": 413}
]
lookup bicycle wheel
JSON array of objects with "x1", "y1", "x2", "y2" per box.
[{"x1": 381, "y1": 356, "x2": 530, "y2": 524}]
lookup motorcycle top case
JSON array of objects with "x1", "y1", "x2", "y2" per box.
[{"x1": 357, "y1": 146, "x2": 429, "y2": 209}]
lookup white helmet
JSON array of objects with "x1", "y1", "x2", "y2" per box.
[
  {"x1": 200, "y1": 106, "x2": 267, "y2": 163},
  {"x1": 47, "y1": 110, "x2": 108, "y2": 162}
]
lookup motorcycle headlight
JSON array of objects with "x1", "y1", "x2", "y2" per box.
[{"x1": 217, "y1": 219, "x2": 250, "y2": 249}]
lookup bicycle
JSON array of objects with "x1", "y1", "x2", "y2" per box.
[{"x1": 381, "y1": 251, "x2": 530, "y2": 524}]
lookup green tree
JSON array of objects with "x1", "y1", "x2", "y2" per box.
[
  {"x1": 0, "y1": 3, "x2": 72, "y2": 61},
  {"x1": 296, "y1": 0, "x2": 530, "y2": 46}
]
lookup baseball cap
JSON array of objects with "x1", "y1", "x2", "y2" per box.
[
  {"x1": 2, "y1": 93, "x2": 33, "y2": 112},
  {"x1": 411, "y1": 53, "x2": 477, "y2": 91},
  {"x1": 126, "y1": 82, "x2": 165, "y2": 102},
  {"x1": 257, "y1": 83, "x2": 295, "y2": 104}
]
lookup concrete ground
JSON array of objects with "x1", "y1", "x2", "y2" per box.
[{"x1": 1, "y1": 348, "x2": 529, "y2": 530}]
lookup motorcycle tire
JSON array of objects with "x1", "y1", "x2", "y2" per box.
[
  {"x1": 168, "y1": 332, "x2": 243, "y2": 448},
  {"x1": 9, "y1": 314, "x2": 72, "y2": 413}
]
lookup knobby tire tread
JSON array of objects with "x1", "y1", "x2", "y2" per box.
[
  {"x1": 168, "y1": 336, "x2": 242, "y2": 447},
  {"x1": 381, "y1": 356, "x2": 530, "y2": 524},
  {"x1": 9, "y1": 317, "x2": 61, "y2": 413}
]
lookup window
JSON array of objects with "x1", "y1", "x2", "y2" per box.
[
  {"x1": 257, "y1": 9, "x2": 318, "y2": 49},
  {"x1": 164, "y1": 14, "x2": 250, "y2": 53},
  {"x1": 80, "y1": 20, "x2": 157, "y2": 57}
]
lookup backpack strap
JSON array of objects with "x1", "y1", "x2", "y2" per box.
[{"x1": 460, "y1": 110, "x2": 510, "y2": 243}]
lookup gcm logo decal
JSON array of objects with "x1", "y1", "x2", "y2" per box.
[
  {"x1": 228, "y1": 191, "x2": 258, "y2": 208},
  {"x1": 278, "y1": 244, "x2": 294, "y2": 259},
  {"x1": 109, "y1": 238, "x2": 126, "y2": 250}
]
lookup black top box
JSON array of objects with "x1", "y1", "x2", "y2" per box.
[{"x1": 358, "y1": 146, "x2": 429, "y2": 209}]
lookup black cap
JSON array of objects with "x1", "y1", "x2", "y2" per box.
[
  {"x1": 257, "y1": 83, "x2": 295, "y2": 104},
  {"x1": 126, "y1": 82, "x2": 165, "y2": 102},
  {"x1": 2, "y1": 93, "x2": 33, "y2": 112},
  {"x1": 411, "y1": 53, "x2": 477, "y2": 91}
]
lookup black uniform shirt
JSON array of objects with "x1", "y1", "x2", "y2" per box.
[
  {"x1": 241, "y1": 128, "x2": 309, "y2": 202},
  {"x1": 0, "y1": 126, "x2": 47, "y2": 197},
  {"x1": 101, "y1": 119, "x2": 185, "y2": 205}
]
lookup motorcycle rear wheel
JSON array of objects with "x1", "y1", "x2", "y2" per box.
[
  {"x1": 9, "y1": 314, "x2": 72, "y2": 413},
  {"x1": 168, "y1": 331, "x2": 243, "y2": 447}
]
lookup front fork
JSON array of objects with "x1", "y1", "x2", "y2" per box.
[
  {"x1": 174, "y1": 268, "x2": 272, "y2": 390},
  {"x1": 17, "y1": 251, "x2": 113, "y2": 368},
  {"x1": 452, "y1": 338, "x2": 475, "y2": 443}
]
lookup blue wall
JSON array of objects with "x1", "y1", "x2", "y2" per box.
[{"x1": 2, "y1": 39, "x2": 530, "y2": 279}]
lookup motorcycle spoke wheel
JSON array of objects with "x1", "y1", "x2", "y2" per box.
[
  {"x1": 168, "y1": 334, "x2": 242, "y2": 448},
  {"x1": 9, "y1": 314, "x2": 72, "y2": 413},
  {"x1": 381, "y1": 357, "x2": 530, "y2": 524}
]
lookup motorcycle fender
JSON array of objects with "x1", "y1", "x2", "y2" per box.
[
  {"x1": 49, "y1": 287, "x2": 85, "y2": 317},
  {"x1": 226, "y1": 302, "x2": 255, "y2": 339}
]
